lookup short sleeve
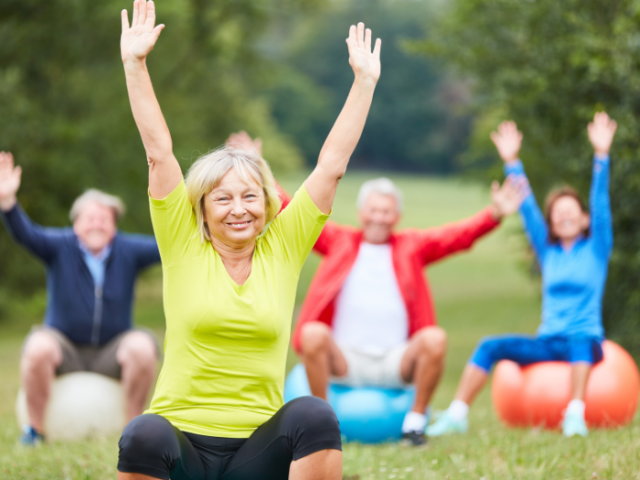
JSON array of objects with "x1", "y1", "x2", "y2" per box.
[
  {"x1": 149, "y1": 180, "x2": 204, "y2": 265},
  {"x1": 263, "y1": 184, "x2": 330, "y2": 271}
]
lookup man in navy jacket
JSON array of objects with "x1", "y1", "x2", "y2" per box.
[{"x1": 0, "y1": 151, "x2": 161, "y2": 445}]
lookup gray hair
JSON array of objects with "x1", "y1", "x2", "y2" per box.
[
  {"x1": 357, "y1": 177, "x2": 403, "y2": 213},
  {"x1": 69, "y1": 189, "x2": 126, "y2": 222}
]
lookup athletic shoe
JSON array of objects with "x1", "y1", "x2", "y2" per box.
[
  {"x1": 426, "y1": 411, "x2": 468, "y2": 437},
  {"x1": 19, "y1": 425, "x2": 45, "y2": 446},
  {"x1": 400, "y1": 430, "x2": 427, "y2": 446},
  {"x1": 562, "y1": 412, "x2": 588, "y2": 437}
]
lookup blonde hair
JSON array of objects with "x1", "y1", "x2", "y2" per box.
[
  {"x1": 70, "y1": 189, "x2": 125, "y2": 222},
  {"x1": 185, "y1": 146, "x2": 282, "y2": 242}
]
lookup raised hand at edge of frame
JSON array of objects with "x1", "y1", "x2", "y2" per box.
[
  {"x1": 225, "y1": 131, "x2": 264, "y2": 157},
  {"x1": 346, "y1": 23, "x2": 382, "y2": 84},
  {"x1": 490, "y1": 174, "x2": 530, "y2": 220},
  {"x1": 588, "y1": 112, "x2": 617, "y2": 157},
  {"x1": 121, "y1": 0, "x2": 165, "y2": 64},
  {"x1": 490, "y1": 121, "x2": 523, "y2": 164},
  {"x1": 0, "y1": 152, "x2": 22, "y2": 212}
]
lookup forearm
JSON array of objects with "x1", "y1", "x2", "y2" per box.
[
  {"x1": 317, "y1": 77, "x2": 376, "y2": 178},
  {"x1": 590, "y1": 154, "x2": 612, "y2": 247},
  {"x1": 305, "y1": 78, "x2": 376, "y2": 213},
  {"x1": 124, "y1": 60, "x2": 173, "y2": 161},
  {"x1": 123, "y1": 60, "x2": 182, "y2": 197},
  {"x1": 0, "y1": 195, "x2": 16, "y2": 212}
]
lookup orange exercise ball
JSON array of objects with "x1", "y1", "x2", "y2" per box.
[{"x1": 491, "y1": 340, "x2": 640, "y2": 429}]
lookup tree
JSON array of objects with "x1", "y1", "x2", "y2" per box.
[
  {"x1": 264, "y1": 0, "x2": 471, "y2": 173},
  {"x1": 0, "y1": 0, "x2": 320, "y2": 318},
  {"x1": 412, "y1": 0, "x2": 640, "y2": 354}
]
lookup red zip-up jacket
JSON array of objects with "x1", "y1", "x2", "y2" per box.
[{"x1": 277, "y1": 186, "x2": 501, "y2": 354}]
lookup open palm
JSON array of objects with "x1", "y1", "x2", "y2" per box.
[
  {"x1": 346, "y1": 23, "x2": 381, "y2": 82},
  {"x1": 0, "y1": 152, "x2": 22, "y2": 209},
  {"x1": 588, "y1": 112, "x2": 617, "y2": 156},
  {"x1": 491, "y1": 121, "x2": 523, "y2": 164},
  {"x1": 491, "y1": 175, "x2": 530, "y2": 218},
  {"x1": 121, "y1": 0, "x2": 165, "y2": 63}
]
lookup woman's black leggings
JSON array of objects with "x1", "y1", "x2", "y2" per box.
[{"x1": 117, "y1": 396, "x2": 342, "y2": 480}]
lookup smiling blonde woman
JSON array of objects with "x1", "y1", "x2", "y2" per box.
[{"x1": 116, "y1": 1, "x2": 382, "y2": 479}]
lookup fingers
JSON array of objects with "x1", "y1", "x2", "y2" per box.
[
  {"x1": 121, "y1": 9, "x2": 130, "y2": 32},
  {"x1": 373, "y1": 38, "x2": 382, "y2": 58},
  {"x1": 347, "y1": 24, "x2": 357, "y2": 46},
  {"x1": 132, "y1": 0, "x2": 139, "y2": 27},
  {"x1": 491, "y1": 180, "x2": 500, "y2": 194},
  {"x1": 139, "y1": 0, "x2": 148, "y2": 26},
  {"x1": 357, "y1": 22, "x2": 365, "y2": 48},
  {"x1": 152, "y1": 24, "x2": 165, "y2": 41},
  {"x1": 365, "y1": 28, "x2": 372, "y2": 52},
  {"x1": 145, "y1": 0, "x2": 156, "y2": 28}
]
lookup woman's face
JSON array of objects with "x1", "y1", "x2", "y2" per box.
[
  {"x1": 204, "y1": 168, "x2": 266, "y2": 249},
  {"x1": 550, "y1": 195, "x2": 590, "y2": 243}
]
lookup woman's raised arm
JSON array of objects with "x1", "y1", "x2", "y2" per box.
[
  {"x1": 304, "y1": 23, "x2": 381, "y2": 214},
  {"x1": 121, "y1": 0, "x2": 181, "y2": 199}
]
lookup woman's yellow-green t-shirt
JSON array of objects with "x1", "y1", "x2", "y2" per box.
[{"x1": 146, "y1": 180, "x2": 329, "y2": 438}]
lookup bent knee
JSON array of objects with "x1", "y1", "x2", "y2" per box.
[
  {"x1": 22, "y1": 332, "x2": 61, "y2": 367},
  {"x1": 417, "y1": 327, "x2": 447, "y2": 358},
  {"x1": 117, "y1": 332, "x2": 157, "y2": 367},
  {"x1": 120, "y1": 414, "x2": 176, "y2": 457},
  {"x1": 300, "y1": 322, "x2": 333, "y2": 356},
  {"x1": 286, "y1": 396, "x2": 339, "y2": 434}
]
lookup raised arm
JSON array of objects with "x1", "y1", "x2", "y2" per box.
[
  {"x1": 587, "y1": 112, "x2": 616, "y2": 256},
  {"x1": 416, "y1": 176, "x2": 527, "y2": 263},
  {"x1": 492, "y1": 121, "x2": 548, "y2": 259},
  {"x1": 0, "y1": 152, "x2": 60, "y2": 262},
  {"x1": 121, "y1": 0, "x2": 182, "y2": 199},
  {"x1": 304, "y1": 23, "x2": 381, "y2": 214}
]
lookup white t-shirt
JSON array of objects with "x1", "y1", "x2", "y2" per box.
[{"x1": 332, "y1": 242, "x2": 409, "y2": 355}]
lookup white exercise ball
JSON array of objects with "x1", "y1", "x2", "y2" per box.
[{"x1": 16, "y1": 372, "x2": 127, "y2": 442}]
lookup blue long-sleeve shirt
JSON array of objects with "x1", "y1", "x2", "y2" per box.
[
  {"x1": 505, "y1": 155, "x2": 613, "y2": 339},
  {"x1": 1, "y1": 204, "x2": 161, "y2": 346}
]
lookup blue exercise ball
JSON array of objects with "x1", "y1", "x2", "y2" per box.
[{"x1": 283, "y1": 364, "x2": 417, "y2": 444}]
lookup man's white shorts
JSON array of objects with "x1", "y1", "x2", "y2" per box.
[{"x1": 331, "y1": 343, "x2": 410, "y2": 388}]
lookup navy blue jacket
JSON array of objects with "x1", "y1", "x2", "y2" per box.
[{"x1": 1, "y1": 204, "x2": 161, "y2": 346}]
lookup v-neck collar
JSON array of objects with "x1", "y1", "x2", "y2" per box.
[{"x1": 212, "y1": 244, "x2": 256, "y2": 289}]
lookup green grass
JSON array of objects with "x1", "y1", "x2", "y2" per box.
[{"x1": 1, "y1": 171, "x2": 638, "y2": 479}]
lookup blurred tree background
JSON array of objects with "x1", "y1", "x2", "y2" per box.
[
  {"x1": 412, "y1": 0, "x2": 640, "y2": 355},
  {"x1": 4, "y1": 0, "x2": 639, "y2": 359},
  {"x1": 0, "y1": 0, "x2": 461, "y2": 319}
]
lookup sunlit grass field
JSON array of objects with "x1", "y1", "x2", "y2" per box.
[{"x1": 1, "y1": 172, "x2": 639, "y2": 479}]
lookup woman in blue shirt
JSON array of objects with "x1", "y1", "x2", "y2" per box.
[{"x1": 428, "y1": 112, "x2": 616, "y2": 438}]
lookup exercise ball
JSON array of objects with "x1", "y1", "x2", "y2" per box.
[
  {"x1": 284, "y1": 364, "x2": 417, "y2": 443},
  {"x1": 16, "y1": 372, "x2": 127, "y2": 441},
  {"x1": 491, "y1": 340, "x2": 639, "y2": 429}
]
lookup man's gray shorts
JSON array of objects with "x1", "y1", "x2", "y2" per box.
[{"x1": 23, "y1": 326, "x2": 159, "y2": 380}]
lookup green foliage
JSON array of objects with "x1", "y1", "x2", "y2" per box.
[
  {"x1": 0, "y1": 0, "x2": 317, "y2": 316},
  {"x1": 264, "y1": 0, "x2": 471, "y2": 173},
  {"x1": 412, "y1": 0, "x2": 640, "y2": 355}
]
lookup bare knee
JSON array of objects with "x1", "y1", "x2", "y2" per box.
[
  {"x1": 416, "y1": 327, "x2": 447, "y2": 360},
  {"x1": 300, "y1": 322, "x2": 333, "y2": 358},
  {"x1": 117, "y1": 332, "x2": 157, "y2": 374},
  {"x1": 22, "y1": 332, "x2": 62, "y2": 371}
]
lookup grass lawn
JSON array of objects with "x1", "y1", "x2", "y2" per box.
[{"x1": 1, "y1": 171, "x2": 639, "y2": 479}]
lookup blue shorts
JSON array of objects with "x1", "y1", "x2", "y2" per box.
[{"x1": 470, "y1": 335, "x2": 604, "y2": 373}]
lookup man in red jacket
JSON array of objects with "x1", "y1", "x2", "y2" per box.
[{"x1": 227, "y1": 132, "x2": 524, "y2": 445}]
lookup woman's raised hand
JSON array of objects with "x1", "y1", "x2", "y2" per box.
[
  {"x1": 0, "y1": 152, "x2": 22, "y2": 211},
  {"x1": 121, "y1": 0, "x2": 165, "y2": 64},
  {"x1": 490, "y1": 121, "x2": 523, "y2": 164},
  {"x1": 346, "y1": 23, "x2": 381, "y2": 83},
  {"x1": 588, "y1": 112, "x2": 617, "y2": 157},
  {"x1": 490, "y1": 175, "x2": 530, "y2": 220},
  {"x1": 226, "y1": 131, "x2": 264, "y2": 157}
]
